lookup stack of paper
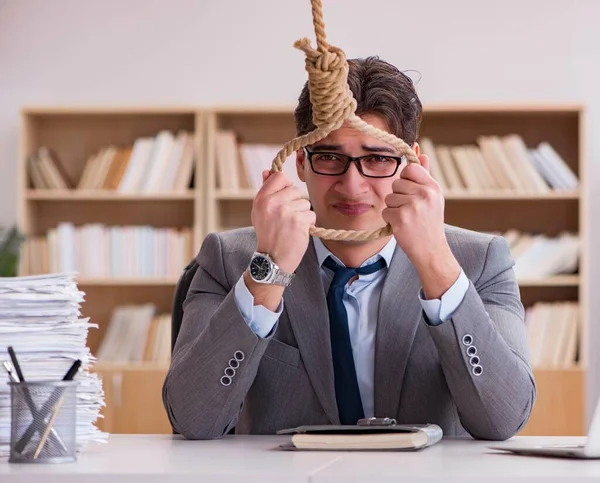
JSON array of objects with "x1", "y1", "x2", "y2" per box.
[{"x1": 0, "y1": 273, "x2": 107, "y2": 457}]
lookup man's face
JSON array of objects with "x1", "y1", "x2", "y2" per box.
[{"x1": 296, "y1": 113, "x2": 414, "y2": 234}]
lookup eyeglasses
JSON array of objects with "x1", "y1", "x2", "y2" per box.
[{"x1": 303, "y1": 148, "x2": 406, "y2": 178}]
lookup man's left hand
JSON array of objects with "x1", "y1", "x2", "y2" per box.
[
  {"x1": 382, "y1": 154, "x2": 462, "y2": 299},
  {"x1": 382, "y1": 154, "x2": 448, "y2": 264}
]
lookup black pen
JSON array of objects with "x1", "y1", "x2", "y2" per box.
[
  {"x1": 62, "y1": 359, "x2": 81, "y2": 381},
  {"x1": 2, "y1": 361, "x2": 19, "y2": 383},
  {"x1": 7, "y1": 346, "x2": 26, "y2": 383}
]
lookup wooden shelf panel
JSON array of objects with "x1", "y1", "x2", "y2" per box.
[
  {"x1": 519, "y1": 285, "x2": 579, "y2": 308},
  {"x1": 214, "y1": 196, "x2": 578, "y2": 236},
  {"x1": 28, "y1": 199, "x2": 194, "y2": 235},
  {"x1": 520, "y1": 366, "x2": 585, "y2": 436},
  {"x1": 26, "y1": 190, "x2": 195, "y2": 201},
  {"x1": 518, "y1": 275, "x2": 579, "y2": 287},
  {"x1": 214, "y1": 189, "x2": 579, "y2": 201},
  {"x1": 445, "y1": 198, "x2": 579, "y2": 235},
  {"x1": 92, "y1": 364, "x2": 171, "y2": 434},
  {"x1": 422, "y1": 103, "x2": 584, "y2": 114},
  {"x1": 92, "y1": 363, "x2": 169, "y2": 372},
  {"x1": 77, "y1": 277, "x2": 180, "y2": 286},
  {"x1": 445, "y1": 191, "x2": 579, "y2": 200},
  {"x1": 215, "y1": 189, "x2": 256, "y2": 200},
  {"x1": 23, "y1": 106, "x2": 198, "y2": 115}
]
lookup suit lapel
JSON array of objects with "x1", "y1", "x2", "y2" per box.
[
  {"x1": 374, "y1": 245, "x2": 424, "y2": 419},
  {"x1": 283, "y1": 238, "x2": 339, "y2": 424}
]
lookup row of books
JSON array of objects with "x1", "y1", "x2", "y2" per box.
[
  {"x1": 96, "y1": 304, "x2": 171, "y2": 364},
  {"x1": 500, "y1": 229, "x2": 579, "y2": 279},
  {"x1": 19, "y1": 223, "x2": 194, "y2": 278},
  {"x1": 421, "y1": 135, "x2": 578, "y2": 193},
  {"x1": 216, "y1": 130, "x2": 308, "y2": 195},
  {"x1": 27, "y1": 130, "x2": 195, "y2": 193},
  {"x1": 17, "y1": 225, "x2": 577, "y2": 281},
  {"x1": 215, "y1": 129, "x2": 578, "y2": 194},
  {"x1": 95, "y1": 300, "x2": 576, "y2": 369},
  {"x1": 525, "y1": 301, "x2": 579, "y2": 368}
]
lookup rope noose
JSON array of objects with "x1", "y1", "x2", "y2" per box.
[{"x1": 270, "y1": 0, "x2": 420, "y2": 242}]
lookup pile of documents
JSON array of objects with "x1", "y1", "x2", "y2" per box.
[{"x1": 0, "y1": 273, "x2": 107, "y2": 456}]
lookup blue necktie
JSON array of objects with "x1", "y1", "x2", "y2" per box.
[{"x1": 323, "y1": 255, "x2": 387, "y2": 425}]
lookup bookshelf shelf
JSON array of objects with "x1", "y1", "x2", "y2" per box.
[
  {"x1": 93, "y1": 362, "x2": 170, "y2": 372},
  {"x1": 213, "y1": 189, "x2": 580, "y2": 202},
  {"x1": 214, "y1": 189, "x2": 258, "y2": 201},
  {"x1": 517, "y1": 275, "x2": 580, "y2": 287},
  {"x1": 26, "y1": 190, "x2": 195, "y2": 201},
  {"x1": 445, "y1": 191, "x2": 580, "y2": 201},
  {"x1": 76, "y1": 277, "x2": 180, "y2": 286}
]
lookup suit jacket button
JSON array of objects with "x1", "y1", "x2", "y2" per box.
[
  {"x1": 224, "y1": 366, "x2": 236, "y2": 377},
  {"x1": 469, "y1": 355, "x2": 480, "y2": 366},
  {"x1": 467, "y1": 345, "x2": 477, "y2": 356},
  {"x1": 472, "y1": 365, "x2": 483, "y2": 376},
  {"x1": 220, "y1": 375, "x2": 232, "y2": 386},
  {"x1": 234, "y1": 350, "x2": 245, "y2": 362},
  {"x1": 462, "y1": 334, "x2": 473, "y2": 346}
]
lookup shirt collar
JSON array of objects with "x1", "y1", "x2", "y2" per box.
[{"x1": 312, "y1": 235, "x2": 397, "y2": 269}]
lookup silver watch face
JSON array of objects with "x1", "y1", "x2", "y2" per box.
[{"x1": 250, "y1": 255, "x2": 271, "y2": 281}]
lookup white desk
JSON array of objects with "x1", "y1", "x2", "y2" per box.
[{"x1": 1, "y1": 434, "x2": 600, "y2": 482}]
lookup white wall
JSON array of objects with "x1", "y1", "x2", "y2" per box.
[{"x1": 1, "y1": 0, "x2": 599, "y2": 423}]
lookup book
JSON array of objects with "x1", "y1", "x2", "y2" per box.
[{"x1": 276, "y1": 422, "x2": 443, "y2": 451}]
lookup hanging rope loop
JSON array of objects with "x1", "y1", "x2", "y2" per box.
[{"x1": 270, "y1": 0, "x2": 420, "y2": 241}]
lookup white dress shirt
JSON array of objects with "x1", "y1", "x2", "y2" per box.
[{"x1": 234, "y1": 236, "x2": 470, "y2": 418}]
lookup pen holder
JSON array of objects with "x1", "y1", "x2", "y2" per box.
[{"x1": 8, "y1": 380, "x2": 78, "y2": 464}]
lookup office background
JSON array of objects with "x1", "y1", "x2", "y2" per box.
[{"x1": 0, "y1": 0, "x2": 597, "y2": 432}]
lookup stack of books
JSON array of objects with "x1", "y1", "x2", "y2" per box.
[
  {"x1": 0, "y1": 273, "x2": 107, "y2": 456},
  {"x1": 501, "y1": 229, "x2": 580, "y2": 279},
  {"x1": 419, "y1": 135, "x2": 579, "y2": 193},
  {"x1": 526, "y1": 301, "x2": 580, "y2": 368},
  {"x1": 96, "y1": 304, "x2": 171, "y2": 365},
  {"x1": 27, "y1": 130, "x2": 196, "y2": 193},
  {"x1": 215, "y1": 130, "x2": 308, "y2": 196},
  {"x1": 19, "y1": 223, "x2": 193, "y2": 278}
]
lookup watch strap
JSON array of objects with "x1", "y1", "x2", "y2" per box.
[{"x1": 272, "y1": 270, "x2": 295, "y2": 287}]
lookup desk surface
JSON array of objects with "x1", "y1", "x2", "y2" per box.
[{"x1": 1, "y1": 434, "x2": 600, "y2": 483}]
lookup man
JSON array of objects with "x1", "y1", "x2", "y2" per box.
[{"x1": 162, "y1": 56, "x2": 536, "y2": 441}]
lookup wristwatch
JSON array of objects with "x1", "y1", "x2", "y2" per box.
[{"x1": 248, "y1": 252, "x2": 295, "y2": 287}]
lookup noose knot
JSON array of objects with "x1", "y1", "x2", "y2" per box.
[
  {"x1": 294, "y1": 38, "x2": 357, "y2": 135},
  {"x1": 268, "y1": 0, "x2": 419, "y2": 241}
]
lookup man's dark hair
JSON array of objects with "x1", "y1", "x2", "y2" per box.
[{"x1": 294, "y1": 56, "x2": 422, "y2": 145}]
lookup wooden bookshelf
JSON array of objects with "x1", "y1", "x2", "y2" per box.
[
  {"x1": 203, "y1": 104, "x2": 588, "y2": 437},
  {"x1": 16, "y1": 104, "x2": 587, "y2": 437},
  {"x1": 17, "y1": 107, "x2": 205, "y2": 436}
]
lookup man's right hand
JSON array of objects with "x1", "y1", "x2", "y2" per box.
[{"x1": 251, "y1": 170, "x2": 315, "y2": 274}]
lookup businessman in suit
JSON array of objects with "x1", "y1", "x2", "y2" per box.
[{"x1": 162, "y1": 56, "x2": 536, "y2": 441}]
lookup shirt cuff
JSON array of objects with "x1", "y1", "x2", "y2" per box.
[
  {"x1": 418, "y1": 268, "x2": 469, "y2": 326},
  {"x1": 234, "y1": 274, "x2": 283, "y2": 338}
]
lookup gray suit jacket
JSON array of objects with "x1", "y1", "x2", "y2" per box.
[{"x1": 162, "y1": 224, "x2": 536, "y2": 441}]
